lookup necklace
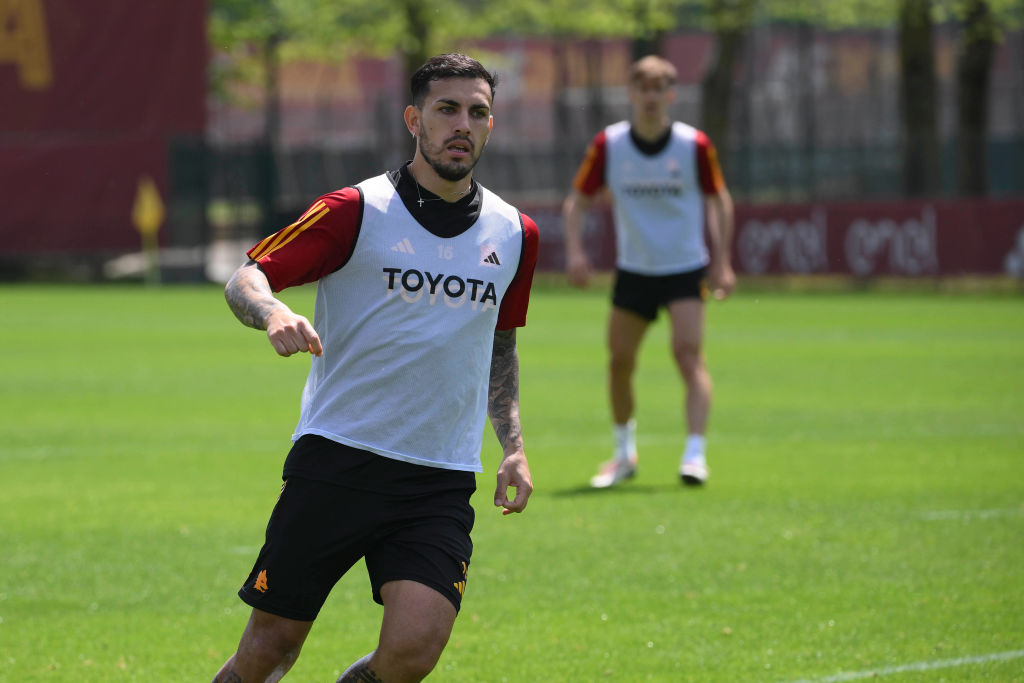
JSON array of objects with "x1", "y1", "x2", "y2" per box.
[{"x1": 411, "y1": 172, "x2": 470, "y2": 207}]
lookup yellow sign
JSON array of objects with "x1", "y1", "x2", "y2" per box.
[
  {"x1": 0, "y1": 0, "x2": 53, "y2": 89},
  {"x1": 132, "y1": 175, "x2": 165, "y2": 236}
]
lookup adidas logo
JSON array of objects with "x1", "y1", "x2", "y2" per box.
[
  {"x1": 482, "y1": 251, "x2": 500, "y2": 266},
  {"x1": 391, "y1": 238, "x2": 415, "y2": 254}
]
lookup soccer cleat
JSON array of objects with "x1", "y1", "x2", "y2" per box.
[
  {"x1": 679, "y1": 458, "x2": 709, "y2": 486},
  {"x1": 590, "y1": 455, "x2": 637, "y2": 488}
]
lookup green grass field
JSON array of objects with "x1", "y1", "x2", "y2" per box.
[{"x1": 1, "y1": 283, "x2": 1022, "y2": 682}]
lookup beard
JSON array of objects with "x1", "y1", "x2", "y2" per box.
[{"x1": 418, "y1": 134, "x2": 481, "y2": 182}]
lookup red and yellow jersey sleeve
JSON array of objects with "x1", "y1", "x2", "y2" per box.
[
  {"x1": 496, "y1": 212, "x2": 539, "y2": 330},
  {"x1": 246, "y1": 187, "x2": 363, "y2": 291},
  {"x1": 695, "y1": 131, "x2": 726, "y2": 196},
  {"x1": 571, "y1": 131, "x2": 608, "y2": 196}
]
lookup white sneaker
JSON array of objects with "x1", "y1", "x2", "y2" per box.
[
  {"x1": 590, "y1": 456, "x2": 637, "y2": 488},
  {"x1": 679, "y1": 458, "x2": 709, "y2": 486}
]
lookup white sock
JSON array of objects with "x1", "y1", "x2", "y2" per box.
[
  {"x1": 614, "y1": 419, "x2": 637, "y2": 461},
  {"x1": 684, "y1": 434, "x2": 706, "y2": 463}
]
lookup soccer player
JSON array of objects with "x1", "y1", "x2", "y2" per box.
[
  {"x1": 562, "y1": 55, "x2": 735, "y2": 489},
  {"x1": 213, "y1": 53, "x2": 538, "y2": 683}
]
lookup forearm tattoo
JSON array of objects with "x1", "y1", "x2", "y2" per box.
[
  {"x1": 224, "y1": 262, "x2": 282, "y2": 330},
  {"x1": 488, "y1": 329, "x2": 523, "y2": 452}
]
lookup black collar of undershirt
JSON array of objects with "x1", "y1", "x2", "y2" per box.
[
  {"x1": 629, "y1": 125, "x2": 673, "y2": 156},
  {"x1": 386, "y1": 162, "x2": 481, "y2": 239}
]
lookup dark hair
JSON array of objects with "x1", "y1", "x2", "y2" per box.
[{"x1": 410, "y1": 53, "x2": 498, "y2": 107}]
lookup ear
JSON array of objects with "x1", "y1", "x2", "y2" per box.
[
  {"x1": 481, "y1": 115, "x2": 493, "y2": 147},
  {"x1": 404, "y1": 105, "x2": 420, "y2": 137}
]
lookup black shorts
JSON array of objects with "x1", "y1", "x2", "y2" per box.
[
  {"x1": 612, "y1": 266, "x2": 708, "y2": 321},
  {"x1": 238, "y1": 437, "x2": 476, "y2": 621}
]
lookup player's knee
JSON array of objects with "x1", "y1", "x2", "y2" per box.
[
  {"x1": 377, "y1": 648, "x2": 441, "y2": 682},
  {"x1": 609, "y1": 351, "x2": 636, "y2": 375},
  {"x1": 401, "y1": 651, "x2": 441, "y2": 682},
  {"x1": 241, "y1": 626, "x2": 305, "y2": 672},
  {"x1": 672, "y1": 343, "x2": 703, "y2": 376},
  {"x1": 378, "y1": 631, "x2": 448, "y2": 681}
]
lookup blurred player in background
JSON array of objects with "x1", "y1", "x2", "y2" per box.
[
  {"x1": 562, "y1": 55, "x2": 735, "y2": 489},
  {"x1": 213, "y1": 53, "x2": 538, "y2": 682}
]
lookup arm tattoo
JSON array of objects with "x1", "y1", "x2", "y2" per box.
[
  {"x1": 488, "y1": 328, "x2": 523, "y2": 452},
  {"x1": 224, "y1": 261, "x2": 284, "y2": 330}
]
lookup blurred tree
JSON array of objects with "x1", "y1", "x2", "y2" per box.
[
  {"x1": 699, "y1": 0, "x2": 755, "y2": 171},
  {"x1": 209, "y1": 0, "x2": 496, "y2": 228},
  {"x1": 628, "y1": 0, "x2": 677, "y2": 57},
  {"x1": 483, "y1": 0, "x2": 754, "y2": 174},
  {"x1": 954, "y1": 0, "x2": 998, "y2": 195},
  {"x1": 933, "y1": 0, "x2": 1020, "y2": 196},
  {"x1": 899, "y1": 0, "x2": 940, "y2": 196},
  {"x1": 208, "y1": 0, "x2": 755, "y2": 166},
  {"x1": 210, "y1": 0, "x2": 511, "y2": 131},
  {"x1": 752, "y1": 0, "x2": 1019, "y2": 198},
  {"x1": 209, "y1": 0, "x2": 285, "y2": 233},
  {"x1": 210, "y1": 0, "x2": 1022, "y2": 202}
]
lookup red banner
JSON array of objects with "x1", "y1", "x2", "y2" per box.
[
  {"x1": 0, "y1": 0, "x2": 206, "y2": 253},
  {"x1": 523, "y1": 199, "x2": 1024, "y2": 277},
  {"x1": 732, "y1": 200, "x2": 1024, "y2": 277}
]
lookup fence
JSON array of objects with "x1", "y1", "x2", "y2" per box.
[{"x1": 4, "y1": 19, "x2": 1023, "y2": 281}]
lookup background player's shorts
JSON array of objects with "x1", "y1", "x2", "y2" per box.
[
  {"x1": 612, "y1": 266, "x2": 708, "y2": 321},
  {"x1": 238, "y1": 439, "x2": 475, "y2": 621}
]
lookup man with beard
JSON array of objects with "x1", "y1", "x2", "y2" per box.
[{"x1": 213, "y1": 53, "x2": 539, "y2": 683}]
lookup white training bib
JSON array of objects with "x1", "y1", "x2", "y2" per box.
[
  {"x1": 605, "y1": 121, "x2": 709, "y2": 274},
  {"x1": 292, "y1": 174, "x2": 525, "y2": 472}
]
